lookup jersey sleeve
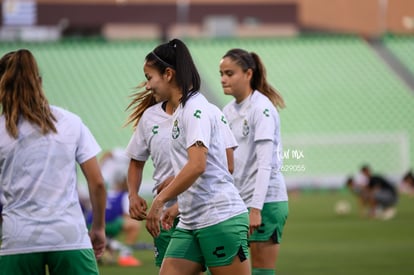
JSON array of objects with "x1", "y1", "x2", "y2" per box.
[
  {"x1": 76, "y1": 120, "x2": 101, "y2": 164},
  {"x1": 183, "y1": 103, "x2": 211, "y2": 149},
  {"x1": 125, "y1": 118, "x2": 150, "y2": 161},
  {"x1": 252, "y1": 105, "x2": 276, "y2": 142},
  {"x1": 218, "y1": 112, "x2": 238, "y2": 150}
]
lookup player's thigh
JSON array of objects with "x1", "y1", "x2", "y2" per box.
[
  {"x1": 46, "y1": 249, "x2": 99, "y2": 275},
  {"x1": 197, "y1": 213, "x2": 249, "y2": 268},
  {"x1": 250, "y1": 240, "x2": 280, "y2": 268},
  {"x1": 0, "y1": 252, "x2": 46, "y2": 275},
  {"x1": 164, "y1": 227, "x2": 204, "y2": 266},
  {"x1": 208, "y1": 253, "x2": 250, "y2": 275},
  {"x1": 160, "y1": 257, "x2": 203, "y2": 275}
]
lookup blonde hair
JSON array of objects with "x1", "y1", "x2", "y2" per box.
[
  {"x1": 0, "y1": 49, "x2": 56, "y2": 138},
  {"x1": 124, "y1": 82, "x2": 157, "y2": 129}
]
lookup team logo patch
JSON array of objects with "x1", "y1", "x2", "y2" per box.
[
  {"x1": 152, "y1": 125, "x2": 159, "y2": 134},
  {"x1": 220, "y1": 115, "x2": 227, "y2": 124},
  {"x1": 172, "y1": 119, "x2": 180, "y2": 139},
  {"x1": 242, "y1": 119, "x2": 249, "y2": 136},
  {"x1": 212, "y1": 246, "x2": 226, "y2": 258},
  {"x1": 193, "y1": 109, "x2": 201, "y2": 118},
  {"x1": 263, "y1": 108, "x2": 270, "y2": 117}
]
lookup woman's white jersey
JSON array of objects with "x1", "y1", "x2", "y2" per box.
[
  {"x1": 0, "y1": 106, "x2": 101, "y2": 255},
  {"x1": 126, "y1": 102, "x2": 176, "y2": 207},
  {"x1": 171, "y1": 93, "x2": 247, "y2": 230},
  {"x1": 223, "y1": 91, "x2": 288, "y2": 208}
]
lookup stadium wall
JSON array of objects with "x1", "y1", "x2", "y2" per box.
[
  {"x1": 299, "y1": 0, "x2": 414, "y2": 36},
  {"x1": 1, "y1": 0, "x2": 297, "y2": 38}
]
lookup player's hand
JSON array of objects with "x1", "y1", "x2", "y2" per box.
[
  {"x1": 161, "y1": 203, "x2": 179, "y2": 230},
  {"x1": 249, "y1": 208, "x2": 262, "y2": 235},
  {"x1": 89, "y1": 227, "x2": 106, "y2": 259},
  {"x1": 146, "y1": 197, "x2": 164, "y2": 237},
  {"x1": 129, "y1": 194, "x2": 147, "y2": 220}
]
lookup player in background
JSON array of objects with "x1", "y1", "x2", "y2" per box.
[
  {"x1": 346, "y1": 165, "x2": 398, "y2": 220},
  {"x1": 140, "y1": 38, "x2": 250, "y2": 275},
  {"x1": 85, "y1": 148, "x2": 142, "y2": 266},
  {"x1": 0, "y1": 49, "x2": 106, "y2": 274},
  {"x1": 220, "y1": 48, "x2": 289, "y2": 275},
  {"x1": 400, "y1": 170, "x2": 414, "y2": 196}
]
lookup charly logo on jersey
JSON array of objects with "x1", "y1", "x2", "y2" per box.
[
  {"x1": 172, "y1": 119, "x2": 180, "y2": 139},
  {"x1": 152, "y1": 125, "x2": 159, "y2": 134},
  {"x1": 220, "y1": 115, "x2": 227, "y2": 124},
  {"x1": 193, "y1": 109, "x2": 201, "y2": 118},
  {"x1": 242, "y1": 119, "x2": 249, "y2": 136},
  {"x1": 263, "y1": 108, "x2": 270, "y2": 117}
]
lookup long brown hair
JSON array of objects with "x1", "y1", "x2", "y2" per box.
[
  {"x1": 0, "y1": 49, "x2": 56, "y2": 138},
  {"x1": 124, "y1": 82, "x2": 157, "y2": 129},
  {"x1": 223, "y1": 48, "x2": 285, "y2": 109}
]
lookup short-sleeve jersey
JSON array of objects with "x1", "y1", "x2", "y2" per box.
[
  {"x1": 210, "y1": 104, "x2": 238, "y2": 150},
  {"x1": 0, "y1": 106, "x2": 101, "y2": 255},
  {"x1": 170, "y1": 93, "x2": 247, "y2": 230},
  {"x1": 223, "y1": 91, "x2": 288, "y2": 207},
  {"x1": 126, "y1": 102, "x2": 176, "y2": 207}
]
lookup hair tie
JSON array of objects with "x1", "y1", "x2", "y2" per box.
[{"x1": 168, "y1": 39, "x2": 177, "y2": 48}]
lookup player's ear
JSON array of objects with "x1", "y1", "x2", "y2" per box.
[
  {"x1": 164, "y1": 67, "x2": 175, "y2": 83},
  {"x1": 245, "y1": 68, "x2": 253, "y2": 81}
]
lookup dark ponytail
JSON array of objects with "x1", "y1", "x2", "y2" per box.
[{"x1": 145, "y1": 38, "x2": 200, "y2": 106}]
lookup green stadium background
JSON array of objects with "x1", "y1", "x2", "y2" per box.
[{"x1": 1, "y1": 35, "x2": 412, "y2": 192}]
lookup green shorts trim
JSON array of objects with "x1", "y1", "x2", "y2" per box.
[
  {"x1": 165, "y1": 212, "x2": 249, "y2": 267},
  {"x1": 0, "y1": 249, "x2": 98, "y2": 275},
  {"x1": 249, "y1": 201, "x2": 289, "y2": 243},
  {"x1": 154, "y1": 217, "x2": 179, "y2": 267}
]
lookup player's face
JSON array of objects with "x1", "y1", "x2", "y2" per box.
[
  {"x1": 219, "y1": 57, "x2": 252, "y2": 98},
  {"x1": 143, "y1": 63, "x2": 171, "y2": 102}
]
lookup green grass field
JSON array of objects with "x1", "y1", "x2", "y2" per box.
[{"x1": 99, "y1": 190, "x2": 414, "y2": 275}]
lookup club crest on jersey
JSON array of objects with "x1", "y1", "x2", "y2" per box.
[
  {"x1": 172, "y1": 119, "x2": 180, "y2": 139},
  {"x1": 242, "y1": 119, "x2": 249, "y2": 136}
]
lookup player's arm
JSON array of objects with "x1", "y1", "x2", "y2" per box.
[
  {"x1": 127, "y1": 159, "x2": 148, "y2": 220},
  {"x1": 157, "y1": 142, "x2": 207, "y2": 203},
  {"x1": 80, "y1": 156, "x2": 107, "y2": 258},
  {"x1": 146, "y1": 142, "x2": 207, "y2": 237},
  {"x1": 157, "y1": 175, "x2": 175, "y2": 194},
  {"x1": 249, "y1": 139, "x2": 273, "y2": 234}
]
